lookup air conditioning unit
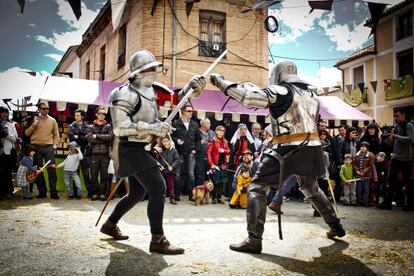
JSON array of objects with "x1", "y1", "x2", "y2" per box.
[{"x1": 213, "y1": 43, "x2": 220, "y2": 51}]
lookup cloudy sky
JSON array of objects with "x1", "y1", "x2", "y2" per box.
[{"x1": 0, "y1": 0, "x2": 403, "y2": 88}]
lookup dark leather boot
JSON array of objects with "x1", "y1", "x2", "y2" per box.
[
  {"x1": 100, "y1": 221, "x2": 129, "y2": 240},
  {"x1": 229, "y1": 237, "x2": 262, "y2": 254},
  {"x1": 313, "y1": 210, "x2": 321, "y2": 217},
  {"x1": 149, "y1": 235, "x2": 184, "y2": 255},
  {"x1": 326, "y1": 223, "x2": 346, "y2": 239}
]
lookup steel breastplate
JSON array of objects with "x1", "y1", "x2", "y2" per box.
[
  {"x1": 129, "y1": 86, "x2": 160, "y2": 143},
  {"x1": 270, "y1": 88, "x2": 321, "y2": 146}
]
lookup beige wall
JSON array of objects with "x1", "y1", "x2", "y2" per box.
[
  {"x1": 375, "y1": 53, "x2": 393, "y2": 105},
  {"x1": 338, "y1": 4, "x2": 414, "y2": 126},
  {"x1": 376, "y1": 17, "x2": 393, "y2": 53},
  {"x1": 79, "y1": 0, "x2": 268, "y2": 88},
  {"x1": 365, "y1": 59, "x2": 374, "y2": 104}
]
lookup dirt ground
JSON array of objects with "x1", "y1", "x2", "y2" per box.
[{"x1": 0, "y1": 195, "x2": 413, "y2": 276}]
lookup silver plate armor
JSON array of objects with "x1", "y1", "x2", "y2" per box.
[
  {"x1": 211, "y1": 60, "x2": 321, "y2": 146},
  {"x1": 129, "y1": 50, "x2": 162, "y2": 79},
  {"x1": 269, "y1": 87, "x2": 321, "y2": 146},
  {"x1": 109, "y1": 83, "x2": 162, "y2": 143}
]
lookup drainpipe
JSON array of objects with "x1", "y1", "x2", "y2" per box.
[
  {"x1": 338, "y1": 66, "x2": 345, "y2": 99},
  {"x1": 172, "y1": 0, "x2": 177, "y2": 87}
]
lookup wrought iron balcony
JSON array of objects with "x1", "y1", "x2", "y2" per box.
[{"x1": 198, "y1": 41, "x2": 226, "y2": 58}]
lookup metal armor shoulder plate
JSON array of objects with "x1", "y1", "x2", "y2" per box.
[
  {"x1": 263, "y1": 85, "x2": 288, "y2": 104},
  {"x1": 109, "y1": 85, "x2": 139, "y2": 116}
]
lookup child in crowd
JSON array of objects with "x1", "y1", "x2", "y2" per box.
[
  {"x1": 375, "y1": 152, "x2": 388, "y2": 205},
  {"x1": 16, "y1": 145, "x2": 41, "y2": 199},
  {"x1": 56, "y1": 141, "x2": 83, "y2": 199},
  {"x1": 353, "y1": 141, "x2": 375, "y2": 206},
  {"x1": 158, "y1": 136, "x2": 180, "y2": 205},
  {"x1": 229, "y1": 166, "x2": 251, "y2": 208},
  {"x1": 340, "y1": 154, "x2": 356, "y2": 206}
]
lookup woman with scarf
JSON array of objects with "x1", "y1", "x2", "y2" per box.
[{"x1": 230, "y1": 123, "x2": 255, "y2": 168}]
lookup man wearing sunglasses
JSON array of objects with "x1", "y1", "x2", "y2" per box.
[
  {"x1": 101, "y1": 49, "x2": 205, "y2": 254},
  {"x1": 24, "y1": 101, "x2": 59, "y2": 199},
  {"x1": 171, "y1": 104, "x2": 201, "y2": 201}
]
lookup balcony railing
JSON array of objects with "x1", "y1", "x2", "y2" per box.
[{"x1": 198, "y1": 41, "x2": 226, "y2": 58}]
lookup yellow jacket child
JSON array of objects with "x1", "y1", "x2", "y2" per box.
[{"x1": 230, "y1": 167, "x2": 252, "y2": 208}]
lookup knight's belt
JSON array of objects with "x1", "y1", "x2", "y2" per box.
[{"x1": 272, "y1": 132, "x2": 319, "y2": 144}]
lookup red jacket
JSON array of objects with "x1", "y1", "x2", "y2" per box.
[{"x1": 206, "y1": 137, "x2": 230, "y2": 169}]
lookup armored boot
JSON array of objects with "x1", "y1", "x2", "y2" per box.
[
  {"x1": 229, "y1": 236, "x2": 262, "y2": 254},
  {"x1": 100, "y1": 220, "x2": 129, "y2": 240},
  {"x1": 302, "y1": 178, "x2": 345, "y2": 239},
  {"x1": 149, "y1": 234, "x2": 184, "y2": 255},
  {"x1": 230, "y1": 183, "x2": 266, "y2": 254}
]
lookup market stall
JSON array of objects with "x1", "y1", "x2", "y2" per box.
[{"x1": 2, "y1": 75, "x2": 373, "y2": 192}]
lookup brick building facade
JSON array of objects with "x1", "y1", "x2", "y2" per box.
[{"x1": 76, "y1": 0, "x2": 269, "y2": 89}]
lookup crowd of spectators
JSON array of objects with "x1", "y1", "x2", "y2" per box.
[{"x1": 1, "y1": 103, "x2": 413, "y2": 212}]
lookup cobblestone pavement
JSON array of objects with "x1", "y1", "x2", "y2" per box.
[{"x1": 0, "y1": 195, "x2": 413, "y2": 276}]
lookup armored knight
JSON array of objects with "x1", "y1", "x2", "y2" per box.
[
  {"x1": 210, "y1": 60, "x2": 345, "y2": 254},
  {"x1": 100, "y1": 49, "x2": 205, "y2": 254}
]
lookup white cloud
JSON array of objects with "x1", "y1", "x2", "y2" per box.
[
  {"x1": 44, "y1": 54, "x2": 63, "y2": 61},
  {"x1": 321, "y1": 20, "x2": 371, "y2": 52},
  {"x1": 269, "y1": 1, "x2": 327, "y2": 45},
  {"x1": 0, "y1": 67, "x2": 49, "y2": 78},
  {"x1": 35, "y1": 0, "x2": 100, "y2": 52},
  {"x1": 269, "y1": 1, "x2": 374, "y2": 52},
  {"x1": 28, "y1": 23, "x2": 36, "y2": 28},
  {"x1": 299, "y1": 66, "x2": 342, "y2": 88}
]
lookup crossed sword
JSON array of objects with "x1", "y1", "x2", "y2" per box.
[{"x1": 95, "y1": 50, "x2": 228, "y2": 227}]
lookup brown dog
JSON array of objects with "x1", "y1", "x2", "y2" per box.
[{"x1": 192, "y1": 180, "x2": 214, "y2": 206}]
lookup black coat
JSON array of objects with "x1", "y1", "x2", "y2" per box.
[
  {"x1": 159, "y1": 148, "x2": 180, "y2": 174},
  {"x1": 85, "y1": 122, "x2": 114, "y2": 155},
  {"x1": 68, "y1": 122, "x2": 89, "y2": 151},
  {"x1": 338, "y1": 138, "x2": 358, "y2": 165},
  {"x1": 171, "y1": 119, "x2": 201, "y2": 155}
]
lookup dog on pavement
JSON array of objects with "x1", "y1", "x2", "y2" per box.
[{"x1": 192, "y1": 180, "x2": 214, "y2": 206}]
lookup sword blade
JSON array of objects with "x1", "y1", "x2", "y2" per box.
[
  {"x1": 95, "y1": 177, "x2": 125, "y2": 227},
  {"x1": 164, "y1": 49, "x2": 228, "y2": 124},
  {"x1": 328, "y1": 178, "x2": 339, "y2": 216}
]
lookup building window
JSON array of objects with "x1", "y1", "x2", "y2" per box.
[
  {"x1": 199, "y1": 10, "x2": 226, "y2": 57},
  {"x1": 396, "y1": 11, "x2": 412, "y2": 41},
  {"x1": 100, "y1": 45, "x2": 106, "y2": 80},
  {"x1": 118, "y1": 24, "x2": 127, "y2": 69},
  {"x1": 352, "y1": 65, "x2": 364, "y2": 87},
  {"x1": 397, "y1": 48, "x2": 413, "y2": 77},
  {"x1": 86, "y1": 60, "x2": 90, "y2": 80}
]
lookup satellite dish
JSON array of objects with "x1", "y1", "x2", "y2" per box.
[{"x1": 264, "y1": 15, "x2": 279, "y2": 33}]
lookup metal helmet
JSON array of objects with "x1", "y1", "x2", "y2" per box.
[
  {"x1": 269, "y1": 60, "x2": 306, "y2": 85},
  {"x1": 129, "y1": 50, "x2": 162, "y2": 79}
]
